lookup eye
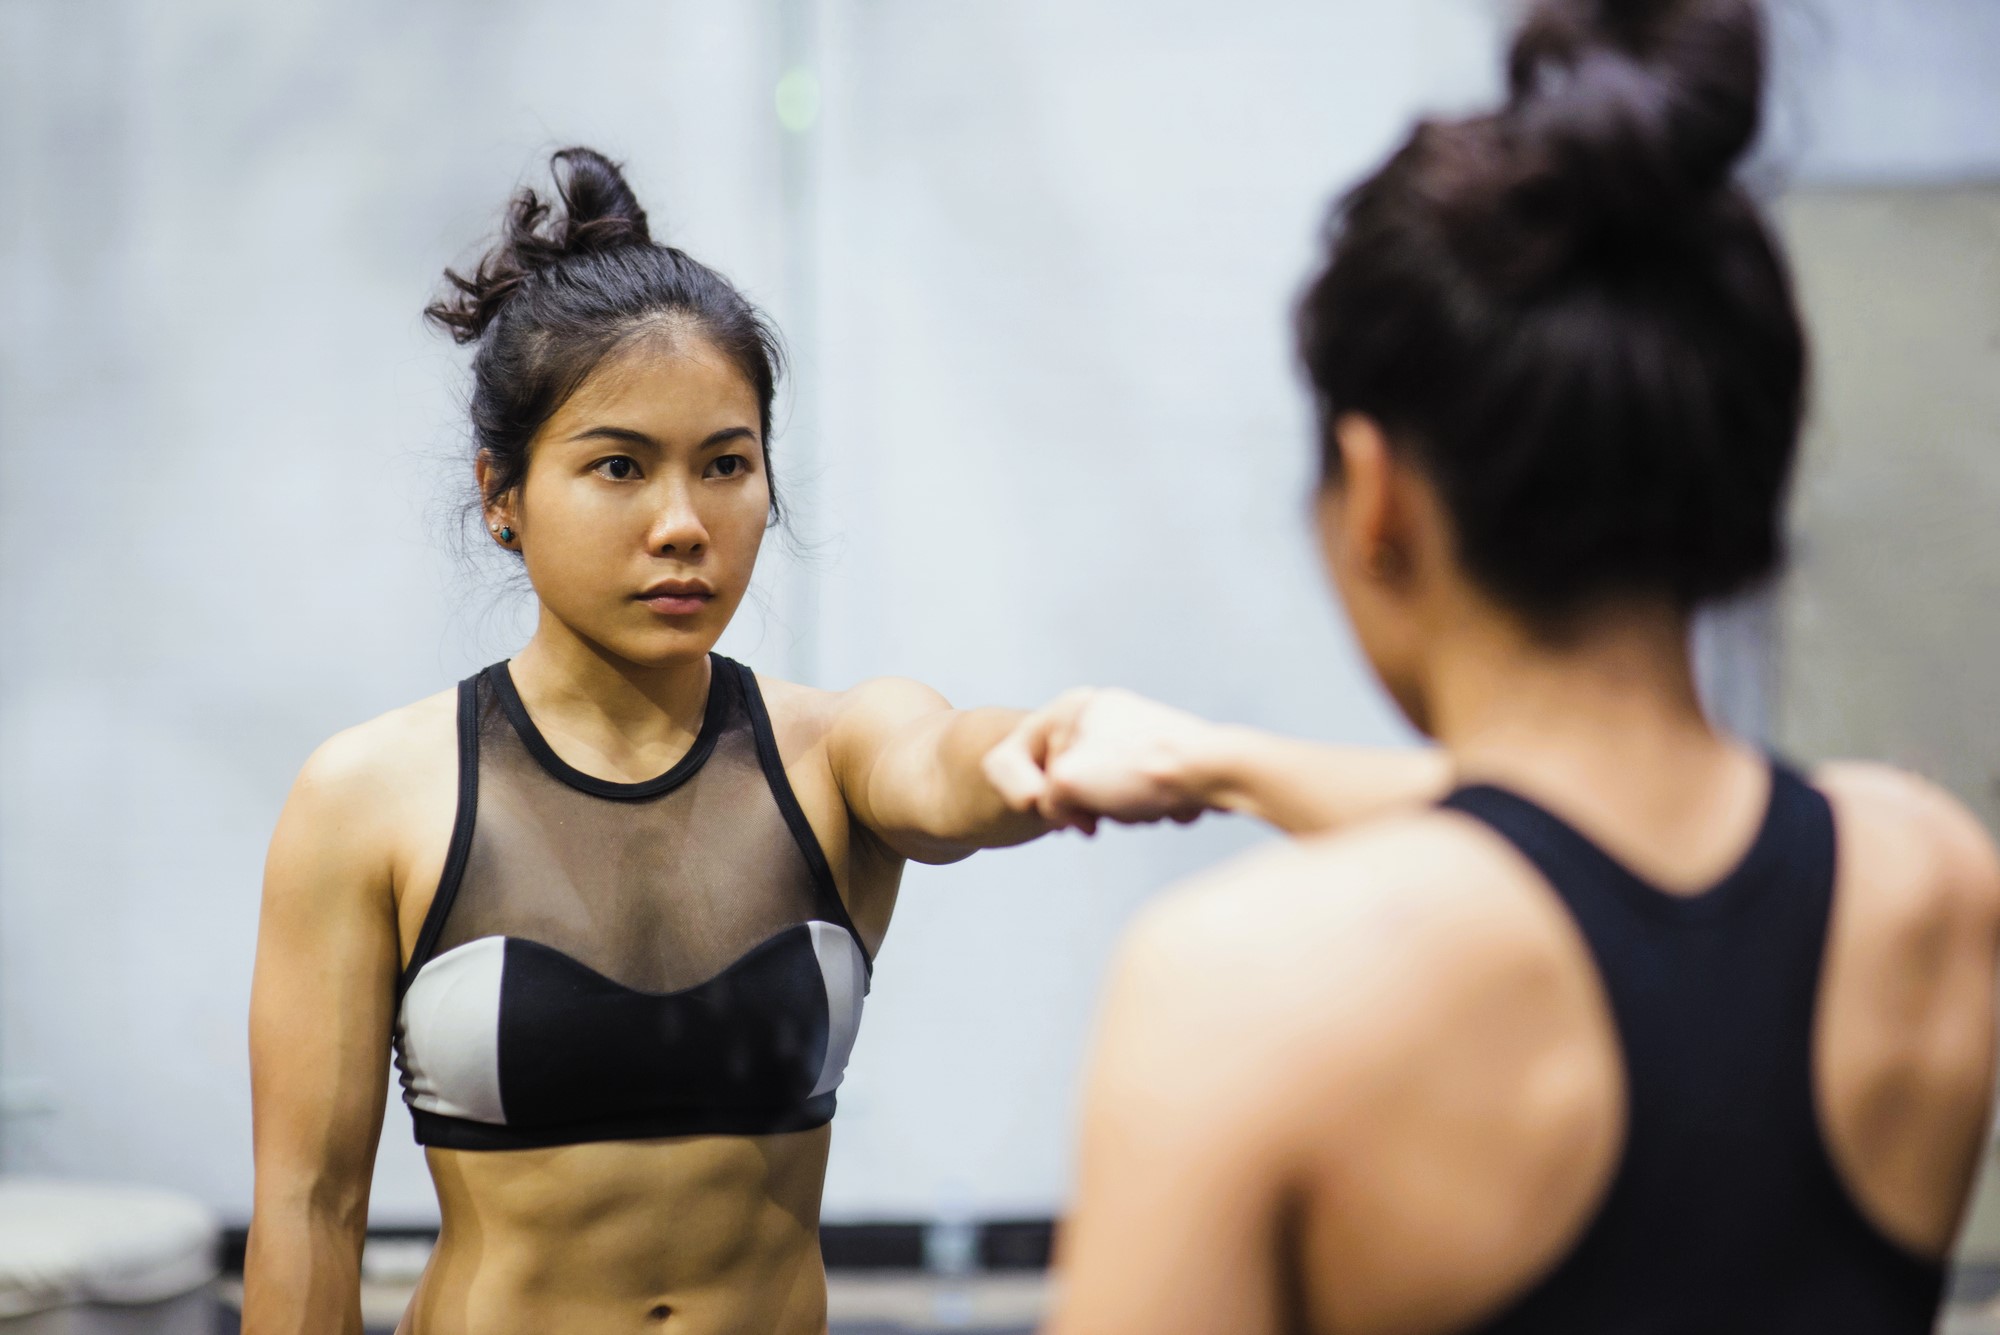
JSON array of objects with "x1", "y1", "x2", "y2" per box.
[
  {"x1": 705, "y1": 454, "x2": 750, "y2": 479},
  {"x1": 591, "y1": 456, "x2": 641, "y2": 481}
]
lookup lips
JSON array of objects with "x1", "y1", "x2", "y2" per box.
[{"x1": 636, "y1": 580, "x2": 714, "y2": 617}]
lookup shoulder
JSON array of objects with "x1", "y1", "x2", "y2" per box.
[
  {"x1": 1100, "y1": 811, "x2": 1585, "y2": 1131},
  {"x1": 829, "y1": 675, "x2": 953, "y2": 725},
  {"x1": 746, "y1": 669, "x2": 833, "y2": 730},
  {"x1": 263, "y1": 686, "x2": 459, "y2": 918},
  {"x1": 1816, "y1": 761, "x2": 2000, "y2": 920},
  {"x1": 755, "y1": 671, "x2": 953, "y2": 750},
  {"x1": 1124, "y1": 811, "x2": 1564, "y2": 993},
  {"x1": 298, "y1": 688, "x2": 457, "y2": 801},
  {"x1": 1815, "y1": 761, "x2": 2000, "y2": 870},
  {"x1": 748, "y1": 669, "x2": 944, "y2": 714},
  {"x1": 276, "y1": 688, "x2": 458, "y2": 851}
]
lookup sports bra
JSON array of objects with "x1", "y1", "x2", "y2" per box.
[
  {"x1": 391, "y1": 655, "x2": 871, "y2": 1150},
  {"x1": 1444, "y1": 761, "x2": 1943, "y2": 1334}
]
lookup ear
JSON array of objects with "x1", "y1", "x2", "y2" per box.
[
  {"x1": 475, "y1": 453, "x2": 521, "y2": 547},
  {"x1": 1321, "y1": 413, "x2": 1409, "y2": 582}
]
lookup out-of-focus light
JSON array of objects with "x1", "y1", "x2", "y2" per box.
[{"x1": 776, "y1": 68, "x2": 820, "y2": 133}]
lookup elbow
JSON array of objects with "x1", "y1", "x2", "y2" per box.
[{"x1": 250, "y1": 1165, "x2": 372, "y2": 1252}]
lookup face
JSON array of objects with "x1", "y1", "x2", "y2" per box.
[
  {"x1": 1316, "y1": 413, "x2": 1443, "y2": 735},
  {"x1": 482, "y1": 333, "x2": 770, "y2": 668}
]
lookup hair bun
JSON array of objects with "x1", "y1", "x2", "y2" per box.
[
  {"x1": 426, "y1": 147, "x2": 653, "y2": 345},
  {"x1": 1498, "y1": 0, "x2": 1764, "y2": 258}
]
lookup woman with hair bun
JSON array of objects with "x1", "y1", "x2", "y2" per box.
[
  {"x1": 243, "y1": 146, "x2": 1383, "y2": 1333},
  {"x1": 1006, "y1": 1, "x2": 2000, "y2": 1331}
]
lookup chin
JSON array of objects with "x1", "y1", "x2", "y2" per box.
[
  {"x1": 586, "y1": 617, "x2": 725, "y2": 670},
  {"x1": 631, "y1": 630, "x2": 724, "y2": 667}
]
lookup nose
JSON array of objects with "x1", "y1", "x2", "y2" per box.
[{"x1": 648, "y1": 481, "x2": 708, "y2": 557}]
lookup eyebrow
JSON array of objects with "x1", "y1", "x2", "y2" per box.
[{"x1": 567, "y1": 425, "x2": 759, "y2": 450}]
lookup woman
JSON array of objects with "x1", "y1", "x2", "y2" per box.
[
  {"x1": 243, "y1": 147, "x2": 1222, "y2": 1334},
  {"x1": 995, "y1": 2, "x2": 2000, "y2": 1331}
]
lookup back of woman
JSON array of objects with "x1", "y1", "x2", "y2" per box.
[
  {"x1": 1040, "y1": 1, "x2": 2000, "y2": 1331},
  {"x1": 1225, "y1": 757, "x2": 2000, "y2": 1335}
]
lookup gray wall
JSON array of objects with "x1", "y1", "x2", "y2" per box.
[
  {"x1": 1776, "y1": 188, "x2": 2000, "y2": 836},
  {"x1": 1774, "y1": 187, "x2": 2000, "y2": 1258},
  {"x1": 2, "y1": 1, "x2": 1996, "y2": 1227}
]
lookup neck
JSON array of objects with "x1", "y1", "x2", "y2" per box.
[
  {"x1": 508, "y1": 610, "x2": 714, "y2": 760},
  {"x1": 1424, "y1": 596, "x2": 1732, "y2": 797}
]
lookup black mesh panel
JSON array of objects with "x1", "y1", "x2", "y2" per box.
[{"x1": 427, "y1": 658, "x2": 845, "y2": 996}]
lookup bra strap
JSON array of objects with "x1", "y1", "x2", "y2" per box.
[
  {"x1": 731, "y1": 658, "x2": 874, "y2": 977},
  {"x1": 395, "y1": 674, "x2": 484, "y2": 1001}
]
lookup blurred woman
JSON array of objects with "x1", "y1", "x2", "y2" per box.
[{"x1": 1003, "y1": 2, "x2": 2000, "y2": 1331}]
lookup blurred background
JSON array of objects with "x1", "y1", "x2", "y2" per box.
[{"x1": 0, "y1": 1, "x2": 1995, "y2": 1331}]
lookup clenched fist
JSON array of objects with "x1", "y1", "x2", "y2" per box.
[{"x1": 981, "y1": 688, "x2": 1225, "y2": 835}]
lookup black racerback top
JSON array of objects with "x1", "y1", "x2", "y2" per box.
[
  {"x1": 1440, "y1": 761, "x2": 1943, "y2": 1334},
  {"x1": 390, "y1": 654, "x2": 871, "y2": 1150}
]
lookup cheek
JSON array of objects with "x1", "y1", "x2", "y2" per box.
[
  {"x1": 706, "y1": 482, "x2": 771, "y2": 562},
  {"x1": 728, "y1": 472, "x2": 774, "y2": 531},
  {"x1": 515, "y1": 477, "x2": 634, "y2": 584},
  {"x1": 522, "y1": 469, "x2": 618, "y2": 529}
]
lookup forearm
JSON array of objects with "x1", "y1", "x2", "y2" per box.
[
  {"x1": 867, "y1": 706, "x2": 1052, "y2": 860},
  {"x1": 241, "y1": 1198, "x2": 367, "y2": 1335},
  {"x1": 1185, "y1": 726, "x2": 1450, "y2": 836}
]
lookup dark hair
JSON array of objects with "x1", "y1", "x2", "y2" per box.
[
  {"x1": 427, "y1": 147, "x2": 786, "y2": 519},
  {"x1": 1297, "y1": 0, "x2": 1805, "y2": 618}
]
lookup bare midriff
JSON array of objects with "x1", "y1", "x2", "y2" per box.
[{"x1": 397, "y1": 1125, "x2": 833, "y2": 1335}]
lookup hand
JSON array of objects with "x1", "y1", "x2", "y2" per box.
[{"x1": 983, "y1": 688, "x2": 1221, "y2": 835}]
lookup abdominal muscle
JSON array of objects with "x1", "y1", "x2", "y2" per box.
[{"x1": 397, "y1": 1125, "x2": 833, "y2": 1335}]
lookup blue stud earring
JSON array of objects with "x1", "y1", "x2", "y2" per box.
[{"x1": 496, "y1": 526, "x2": 514, "y2": 544}]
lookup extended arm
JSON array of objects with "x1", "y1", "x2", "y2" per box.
[
  {"x1": 1191, "y1": 723, "x2": 1450, "y2": 834},
  {"x1": 826, "y1": 677, "x2": 1054, "y2": 864},
  {"x1": 984, "y1": 687, "x2": 1450, "y2": 837},
  {"x1": 244, "y1": 738, "x2": 403, "y2": 1335}
]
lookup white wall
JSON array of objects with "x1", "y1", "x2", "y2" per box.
[
  {"x1": 1, "y1": 0, "x2": 1996, "y2": 1226},
  {"x1": 1771, "y1": 0, "x2": 2000, "y2": 182}
]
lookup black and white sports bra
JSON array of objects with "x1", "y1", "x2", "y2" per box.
[{"x1": 391, "y1": 655, "x2": 871, "y2": 1150}]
